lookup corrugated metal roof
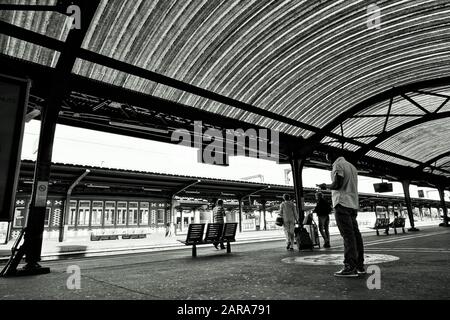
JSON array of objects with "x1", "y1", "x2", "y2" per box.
[{"x1": 1, "y1": 0, "x2": 450, "y2": 180}]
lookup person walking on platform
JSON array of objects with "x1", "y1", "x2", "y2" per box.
[
  {"x1": 213, "y1": 199, "x2": 226, "y2": 250},
  {"x1": 279, "y1": 194, "x2": 298, "y2": 251},
  {"x1": 313, "y1": 192, "x2": 332, "y2": 248},
  {"x1": 319, "y1": 150, "x2": 365, "y2": 277}
]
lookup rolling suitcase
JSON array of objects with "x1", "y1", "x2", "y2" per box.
[
  {"x1": 302, "y1": 213, "x2": 321, "y2": 249},
  {"x1": 306, "y1": 221, "x2": 321, "y2": 248}
]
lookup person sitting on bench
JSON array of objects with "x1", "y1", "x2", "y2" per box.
[{"x1": 384, "y1": 211, "x2": 400, "y2": 234}]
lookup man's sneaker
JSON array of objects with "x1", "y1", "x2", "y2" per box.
[
  {"x1": 356, "y1": 267, "x2": 366, "y2": 275},
  {"x1": 334, "y1": 267, "x2": 358, "y2": 277},
  {"x1": 323, "y1": 242, "x2": 331, "y2": 248}
]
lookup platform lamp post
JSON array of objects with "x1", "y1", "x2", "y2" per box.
[{"x1": 59, "y1": 169, "x2": 90, "y2": 242}]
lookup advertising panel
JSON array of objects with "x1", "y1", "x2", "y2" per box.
[{"x1": 0, "y1": 74, "x2": 30, "y2": 222}]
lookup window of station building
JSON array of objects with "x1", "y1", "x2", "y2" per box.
[
  {"x1": 13, "y1": 207, "x2": 26, "y2": 228},
  {"x1": 128, "y1": 202, "x2": 138, "y2": 225},
  {"x1": 139, "y1": 202, "x2": 149, "y2": 225},
  {"x1": 116, "y1": 202, "x2": 127, "y2": 225},
  {"x1": 104, "y1": 201, "x2": 115, "y2": 226},
  {"x1": 77, "y1": 201, "x2": 91, "y2": 226},
  {"x1": 68, "y1": 200, "x2": 77, "y2": 226},
  {"x1": 91, "y1": 201, "x2": 103, "y2": 226},
  {"x1": 44, "y1": 207, "x2": 51, "y2": 227},
  {"x1": 157, "y1": 209, "x2": 165, "y2": 224}
]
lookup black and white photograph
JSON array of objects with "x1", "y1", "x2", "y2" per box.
[{"x1": 0, "y1": 0, "x2": 449, "y2": 315}]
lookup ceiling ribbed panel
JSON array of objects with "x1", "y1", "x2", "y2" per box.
[
  {"x1": 334, "y1": 116, "x2": 386, "y2": 138},
  {"x1": 408, "y1": 92, "x2": 450, "y2": 113},
  {"x1": 436, "y1": 158, "x2": 450, "y2": 168},
  {"x1": 2, "y1": 0, "x2": 450, "y2": 181},
  {"x1": 384, "y1": 115, "x2": 422, "y2": 132},
  {"x1": 377, "y1": 118, "x2": 450, "y2": 163},
  {"x1": 68, "y1": 0, "x2": 450, "y2": 137},
  {"x1": 0, "y1": 0, "x2": 68, "y2": 66},
  {"x1": 422, "y1": 86, "x2": 450, "y2": 97},
  {"x1": 0, "y1": 34, "x2": 60, "y2": 66},
  {"x1": 366, "y1": 151, "x2": 419, "y2": 167},
  {"x1": 0, "y1": 0, "x2": 68, "y2": 40},
  {"x1": 438, "y1": 100, "x2": 450, "y2": 113},
  {"x1": 355, "y1": 100, "x2": 389, "y2": 116}
]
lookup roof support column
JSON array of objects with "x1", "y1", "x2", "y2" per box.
[
  {"x1": 401, "y1": 180, "x2": 419, "y2": 232},
  {"x1": 238, "y1": 198, "x2": 243, "y2": 233},
  {"x1": 437, "y1": 187, "x2": 449, "y2": 227},
  {"x1": 262, "y1": 201, "x2": 267, "y2": 231},
  {"x1": 289, "y1": 154, "x2": 306, "y2": 225},
  {"x1": 0, "y1": 0, "x2": 100, "y2": 277}
]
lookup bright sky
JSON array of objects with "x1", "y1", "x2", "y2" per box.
[{"x1": 20, "y1": 120, "x2": 449, "y2": 201}]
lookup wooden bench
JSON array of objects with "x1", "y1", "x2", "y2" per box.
[
  {"x1": 90, "y1": 233, "x2": 119, "y2": 241},
  {"x1": 121, "y1": 233, "x2": 147, "y2": 239},
  {"x1": 373, "y1": 218, "x2": 390, "y2": 235},
  {"x1": 179, "y1": 223, "x2": 238, "y2": 257}
]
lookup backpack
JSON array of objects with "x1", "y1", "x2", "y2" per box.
[{"x1": 295, "y1": 227, "x2": 313, "y2": 251}]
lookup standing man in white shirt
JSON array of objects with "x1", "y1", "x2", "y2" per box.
[{"x1": 319, "y1": 150, "x2": 365, "y2": 277}]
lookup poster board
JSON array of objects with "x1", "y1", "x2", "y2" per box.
[{"x1": 0, "y1": 74, "x2": 30, "y2": 222}]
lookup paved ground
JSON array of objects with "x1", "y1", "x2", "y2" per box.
[
  {"x1": 0, "y1": 220, "x2": 438, "y2": 261},
  {"x1": 0, "y1": 225, "x2": 449, "y2": 301}
]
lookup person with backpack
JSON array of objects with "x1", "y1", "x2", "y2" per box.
[
  {"x1": 279, "y1": 194, "x2": 299, "y2": 251},
  {"x1": 313, "y1": 192, "x2": 332, "y2": 248}
]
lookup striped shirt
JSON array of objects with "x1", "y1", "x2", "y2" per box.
[{"x1": 213, "y1": 206, "x2": 226, "y2": 223}]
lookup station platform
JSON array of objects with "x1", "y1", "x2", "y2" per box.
[
  {"x1": 0, "y1": 224, "x2": 449, "y2": 301},
  {"x1": 0, "y1": 220, "x2": 439, "y2": 261}
]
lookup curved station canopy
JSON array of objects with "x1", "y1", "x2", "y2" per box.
[{"x1": 1, "y1": 0, "x2": 449, "y2": 189}]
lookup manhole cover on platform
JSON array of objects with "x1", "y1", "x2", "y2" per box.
[{"x1": 282, "y1": 254, "x2": 399, "y2": 265}]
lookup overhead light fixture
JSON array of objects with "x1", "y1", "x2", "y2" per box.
[
  {"x1": 142, "y1": 187, "x2": 162, "y2": 192},
  {"x1": 25, "y1": 109, "x2": 41, "y2": 123},
  {"x1": 309, "y1": 160, "x2": 329, "y2": 166},
  {"x1": 87, "y1": 184, "x2": 110, "y2": 189},
  {"x1": 109, "y1": 121, "x2": 169, "y2": 134},
  {"x1": 185, "y1": 191, "x2": 200, "y2": 194},
  {"x1": 221, "y1": 192, "x2": 235, "y2": 196}
]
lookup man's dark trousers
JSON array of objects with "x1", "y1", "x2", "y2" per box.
[{"x1": 334, "y1": 204, "x2": 364, "y2": 269}]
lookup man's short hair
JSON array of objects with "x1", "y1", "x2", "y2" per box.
[
  {"x1": 326, "y1": 148, "x2": 344, "y2": 163},
  {"x1": 217, "y1": 199, "x2": 223, "y2": 206},
  {"x1": 316, "y1": 191, "x2": 323, "y2": 198},
  {"x1": 283, "y1": 194, "x2": 290, "y2": 201}
]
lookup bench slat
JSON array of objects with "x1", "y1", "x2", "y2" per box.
[{"x1": 204, "y1": 223, "x2": 223, "y2": 242}]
